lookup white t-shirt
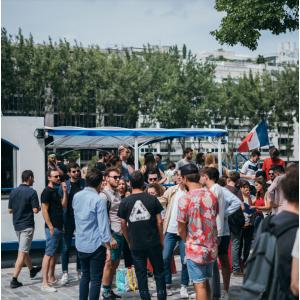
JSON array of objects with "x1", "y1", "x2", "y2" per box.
[
  {"x1": 292, "y1": 229, "x2": 299, "y2": 259},
  {"x1": 240, "y1": 160, "x2": 258, "y2": 186},
  {"x1": 167, "y1": 189, "x2": 185, "y2": 234}
]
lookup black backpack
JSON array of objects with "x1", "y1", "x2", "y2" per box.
[{"x1": 241, "y1": 215, "x2": 298, "y2": 300}]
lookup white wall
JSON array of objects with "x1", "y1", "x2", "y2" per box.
[{"x1": 2, "y1": 116, "x2": 46, "y2": 242}]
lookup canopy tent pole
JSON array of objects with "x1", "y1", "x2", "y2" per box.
[
  {"x1": 134, "y1": 137, "x2": 139, "y2": 170},
  {"x1": 218, "y1": 138, "x2": 222, "y2": 175}
]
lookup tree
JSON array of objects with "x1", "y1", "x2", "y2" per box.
[{"x1": 211, "y1": 0, "x2": 299, "y2": 50}]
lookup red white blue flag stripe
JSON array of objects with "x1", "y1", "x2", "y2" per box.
[{"x1": 238, "y1": 121, "x2": 269, "y2": 152}]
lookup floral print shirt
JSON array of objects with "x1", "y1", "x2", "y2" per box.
[{"x1": 177, "y1": 188, "x2": 218, "y2": 264}]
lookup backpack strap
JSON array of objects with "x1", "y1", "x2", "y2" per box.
[{"x1": 101, "y1": 190, "x2": 112, "y2": 213}]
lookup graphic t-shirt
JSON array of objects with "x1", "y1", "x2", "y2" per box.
[
  {"x1": 177, "y1": 188, "x2": 218, "y2": 264},
  {"x1": 240, "y1": 160, "x2": 258, "y2": 185},
  {"x1": 41, "y1": 186, "x2": 63, "y2": 230},
  {"x1": 118, "y1": 192, "x2": 163, "y2": 250}
]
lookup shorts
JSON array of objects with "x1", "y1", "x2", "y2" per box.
[
  {"x1": 111, "y1": 232, "x2": 124, "y2": 262},
  {"x1": 16, "y1": 228, "x2": 34, "y2": 253},
  {"x1": 186, "y1": 260, "x2": 213, "y2": 283},
  {"x1": 45, "y1": 227, "x2": 62, "y2": 257},
  {"x1": 218, "y1": 236, "x2": 230, "y2": 256}
]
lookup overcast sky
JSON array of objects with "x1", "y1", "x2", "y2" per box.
[{"x1": 2, "y1": 0, "x2": 299, "y2": 57}]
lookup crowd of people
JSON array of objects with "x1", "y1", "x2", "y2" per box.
[{"x1": 7, "y1": 145, "x2": 299, "y2": 300}]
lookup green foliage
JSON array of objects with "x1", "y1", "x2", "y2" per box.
[
  {"x1": 212, "y1": 0, "x2": 299, "y2": 50},
  {"x1": 1, "y1": 28, "x2": 298, "y2": 158}
]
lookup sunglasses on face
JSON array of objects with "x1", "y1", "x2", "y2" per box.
[
  {"x1": 52, "y1": 175, "x2": 60, "y2": 178},
  {"x1": 268, "y1": 172, "x2": 274, "y2": 175},
  {"x1": 149, "y1": 178, "x2": 158, "y2": 182},
  {"x1": 71, "y1": 170, "x2": 81, "y2": 174},
  {"x1": 108, "y1": 175, "x2": 120, "y2": 180}
]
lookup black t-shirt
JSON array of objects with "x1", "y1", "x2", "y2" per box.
[
  {"x1": 68, "y1": 181, "x2": 81, "y2": 217},
  {"x1": 273, "y1": 211, "x2": 299, "y2": 292},
  {"x1": 8, "y1": 184, "x2": 40, "y2": 231},
  {"x1": 118, "y1": 192, "x2": 163, "y2": 251},
  {"x1": 41, "y1": 186, "x2": 63, "y2": 230}
]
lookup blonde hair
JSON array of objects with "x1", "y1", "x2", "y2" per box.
[{"x1": 204, "y1": 153, "x2": 216, "y2": 167}]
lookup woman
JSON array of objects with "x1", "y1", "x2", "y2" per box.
[
  {"x1": 239, "y1": 181, "x2": 256, "y2": 266},
  {"x1": 251, "y1": 177, "x2": 271, "y2": 234}
]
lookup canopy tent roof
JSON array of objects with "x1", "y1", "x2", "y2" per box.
[{"x1": 45, "y1": 126, "x2": 228, "y2": 149}]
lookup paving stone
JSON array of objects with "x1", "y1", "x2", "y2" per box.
[{"x1": 1, "y1": 256, "x2": 242, "y2": 299}]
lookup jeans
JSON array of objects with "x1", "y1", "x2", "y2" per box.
[
  {"x1": 131, "y1": 245, "x2": 166, "y2": 300},
  {"x1": 77, "y1": 246, "x2": 106, "y2": 300},
  {"x1": 123, "y1": 238, "x2": 133, "y2": 268},
  {"x1": 61, "y1": 214, "x2": 81, "y2": 272},
  {"x1": 231, "y1": 231, "x2": 242, "y2": 272},
  {"x1": 240, "y1": 226, "x2": 254, "y2": 264},
  {"x1": 212, "y1": 260, "x2": 221, "y2": 298},
  {"x1": 163, "y1": 232, "x2": 189, "y2": 286}
]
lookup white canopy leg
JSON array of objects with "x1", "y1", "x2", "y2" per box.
[
  {"x1": 134, "y1": 137, "x2": 139, "y2": 170},
  {"x1": 218, "y1": 138, "x2": 222, "y2": 175}
]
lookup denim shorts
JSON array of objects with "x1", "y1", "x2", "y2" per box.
[
  {"x1": 45, "y1": 227, "x2": 62, "y2": 257},
  {"x1": 186, "y1": 259, "x2": 213, "y2": 283},
  {"x1": 111, "y1": 232, "x2": 124, "y2": 262}
]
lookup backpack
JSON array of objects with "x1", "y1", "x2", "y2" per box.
[{"x1": 241, "y1": 215, "x2": 298, "y2": 300}]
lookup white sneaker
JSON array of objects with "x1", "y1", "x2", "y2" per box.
[
  {"x1": 41, "y1": 285, "x2": 57, "y2": 292},
  {"x1": 190, "y1": 292, "x2": 196, "y2": 299},
  {"x1": 180, "y1": 286, "x2": 189, "y2": 298},
  {"x1": 59, "y1": 273, "x2": 69, "y2": 285}
]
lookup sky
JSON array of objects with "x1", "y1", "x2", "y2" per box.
[{"x1": 2, "y1": 0, "x2": 299, "y2": 57}]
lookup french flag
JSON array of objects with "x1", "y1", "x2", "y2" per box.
[{"x1": 238, "y1": 121, "x2": 269, "y2": 152}]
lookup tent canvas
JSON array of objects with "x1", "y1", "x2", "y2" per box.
[{"x1": 45, "y1": 126, "x2": 228, "y2": 173}]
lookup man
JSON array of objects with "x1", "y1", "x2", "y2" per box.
[
  {"x1": 95, "y1": 151, "x2": 108, "y2": 173},
  {"x1": 118, "y1": 171, "x2": 166, "y2": 300},
  {"x1": 73, "y1": 168, "x2": 112, "y2": 300},
  {"x1": 41, "y1": 169, "x2": 67, "y2": 292},
  {"x1": 59, "y1": 162, "x2": 85, "y2": 285},
  {"x1": 266, "y1": 166, "x2": 276, "y2": 186},
  {"x1": 200, "y1": 167, "x2": 241, "y2": 300},
  {"x1": 176, "y1": 148, "x2": 195, "y2": 169},
  {"x1": 159, "y1": 169, "x2": 189, "y2": 298},
  {"x1": 268, "y1": 164, "x2": 286, "y2": 215},
  {"x1": 257, "y1": 165, "x2": 298, "y2": 299},
  {"x1": 177, "y1": 164, "x2": 218, "y2": 300},
  {"x1": 8, "y1": 170, "x2": 41, "y2": 288},
  {"x1": 225, "y1": 172, "x2": 244, "y2": 276},
  {"x1": 155, "y1": 154, "x2": 165, "y2": 172},
  {"x1": 118, "y1": 145, "x2": 134, "y2": 181},
  {"x1": 240, "y1": 149, "x2": 260, "y2": 194},
  {"x1": 262, "y1": 147, "x2": 285, "y2": 181},
  {"x1": 102, "y1": 167, "x2": 123, "y2": 300}
]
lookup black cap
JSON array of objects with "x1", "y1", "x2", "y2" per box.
[{"x1": 180, "y1": 164, "x2": 199, "y2": 176}]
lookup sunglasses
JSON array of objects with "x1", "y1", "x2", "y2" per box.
[
  {"x1": 71, "y1": 170, "x2": 81, "y2": 174},
  {"x1": 52, "y1": 175, "x2": 60, "y2": 178},
  {"x1": 149, "y1": 178, "x2": 158, "y2": 182},
  {"x1": 268, "y1": 172, "x2": 274, "y2": 175},
  {"x1": 108, "y1": 175, "x2": 121, "y2": 180}
]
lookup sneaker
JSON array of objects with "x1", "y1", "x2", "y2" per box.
[
  {"x1": 190, "y1": 292, "x2": 196, "y2": 299},
  {"x1": 111, "y1": 290, "x2": 122, "y2": 298},
  {"x1": 59, "y1": 272, "x2": 69, "y2": 285},
  {"x1": 30, "y1": 266, "x2": 42, "y2": 279},
  {"x1": 41, "y1": 285, "x2": 57, "y2": 292},
  {"x1": 10, "y1": 278, "x2": 23, "y2": 289},
  {"x1": 180, "y1": 286, "x2": 189, "y2": 298},
  {"x1": 102, "y1": 295, "x2": 115, "y2": 300}
]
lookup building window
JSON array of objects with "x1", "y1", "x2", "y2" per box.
[{"x1": 1, "y1": 139, "x2": 18, "y2": 196}]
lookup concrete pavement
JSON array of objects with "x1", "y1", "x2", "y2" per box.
[{"x1": 1, "y1": 256, "x2": 242, "y2": 299}]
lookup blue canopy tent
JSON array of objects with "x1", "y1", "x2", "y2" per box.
[{"x1": 45, "y1": 126, "x2": 228, "y2": 173}]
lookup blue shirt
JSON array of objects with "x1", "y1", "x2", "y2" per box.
[{"x1": 73, "y1": 187, "x2": 111, "y2": 253}]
